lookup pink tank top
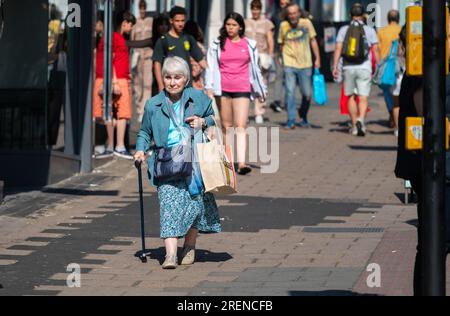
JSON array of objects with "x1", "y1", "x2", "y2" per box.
[{"x1": 219, "y1": 38, "x2": 251, "y2": 93}]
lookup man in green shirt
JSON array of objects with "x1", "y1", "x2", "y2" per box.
[{"x1": 152, "y1": 6, "x2": 206, "y2": 92}]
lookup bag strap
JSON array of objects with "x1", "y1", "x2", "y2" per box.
[
  {"x1": 165, "y1": 95, "x2": 185, "y2": 129},
  {"x1": 208, "y1": 115, "x2": 225, "y2": 147},
  {"x1": 343, "y1": 23, "x2": 358, "y2": 50},
  {"x1": 166, "y1": 95, "x2": 194, "y2": 144},
  {"x1": 388, "y1": 40, "x2": 398, "y2": 60}
]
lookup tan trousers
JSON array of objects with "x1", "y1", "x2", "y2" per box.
[{"x1": 132, "y1": 50, "x2": 153, "y2": 116}]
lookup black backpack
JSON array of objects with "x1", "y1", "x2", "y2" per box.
[{"x1": 342, "y1": 22, "x2": 369, "y2": 65}]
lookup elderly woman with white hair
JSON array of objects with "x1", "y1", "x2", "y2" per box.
[{"x1": 134, "y1": 56, "x2": 221, "y2": 269}]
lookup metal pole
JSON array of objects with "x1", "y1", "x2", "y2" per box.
[
  {"x1": 103, "y1": 0, "x2": 113, "y2": 122},
  {"x1": 422, "y1": 0, "x2": 447, "y2": 296},
  {"x1": 137, "y1": 161, "x2": 147, "y2": 255},
  {"x1": 80, "y1": 0, "x2": 94, "y2": 173}
]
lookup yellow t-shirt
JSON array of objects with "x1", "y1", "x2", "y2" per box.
[
  {"x1": 378, "y1": 24, "x2": 402, "y2": 59},
  {"x1": 278, "y1": 18, "x2": 316, "y2": 69}
]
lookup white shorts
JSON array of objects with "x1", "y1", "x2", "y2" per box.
[{"x1": 343, "y1": 69, "x2": 372, "y2": 97}]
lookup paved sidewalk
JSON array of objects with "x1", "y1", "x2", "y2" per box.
[{"x1": 0, "y1": 83, "x2": 449, "y2": 296}]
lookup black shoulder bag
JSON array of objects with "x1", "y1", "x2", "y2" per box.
[{"x1": 153, "y1": 96, "x2": 193, "y2": 183}]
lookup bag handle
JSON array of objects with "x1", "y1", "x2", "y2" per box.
[{"x1": 208, "y1": 115, "x2": 225, "y2": 147}]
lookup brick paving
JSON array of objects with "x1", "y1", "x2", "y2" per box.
[{"x1": 0, "y1": 83, "x2": 449, "y2": 296}]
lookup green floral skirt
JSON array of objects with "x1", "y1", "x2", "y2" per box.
[{"x1": 157, "y1": 180, "x2": 221, "y2": 239}]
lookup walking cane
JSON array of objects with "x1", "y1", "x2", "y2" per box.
[{"x1": 134, "y1": 160, "x2": 151, "y2": 263}]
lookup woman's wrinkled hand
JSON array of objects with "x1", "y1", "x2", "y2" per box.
[
  {"x1": 185, "y1": 116, "x2": 206, "y2": 129},
  {"x1": 133, "y1": 151, "x2": 145, "y2": 163}
]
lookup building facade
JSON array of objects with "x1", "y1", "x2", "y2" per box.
[{"x1": 0, "y1": 0, "x2": 94, "y2": 188}]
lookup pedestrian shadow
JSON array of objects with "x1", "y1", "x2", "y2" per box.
[
  {"x1": 273, "y1": 121, "x2": 288, "y2": 127},
  {"x1": 329, "y1": 127, "x2": 351, "y2": 134},
  {"x1": 348, "y1": 145, "x2": 397, "y2": 151},
  {"x1": 405, "y1": 219, "x2": 419, "y2": 228},
  {"x1": 272, "y1": 121, "x2": 323, "y2": 129},
  {"x1": 193, "y1": 249, "x2": 233, "y2": 263},
  {"x1": 330, "y1": 120, "x2": 351, "y2": 126},
  {"x1": 328, "y1": 121, "x2": 350, "y2": 134},
  {"x1": 295, "y1": 123, "x2": 323, "y2": 129},
  {"x1": 233, "y1": 163, "x2": 261, "y2": 171},
  {"x1": 0, "y1": 194, "x2": 374, "y2": 295},
  {"x1": 329, "y1": 121, "x2": 396, "y2": 136},
  {"x1": 42, "y1": 188, "x2": 120, "y2": 197},
  {"x1": 394, "y1": 192, "x2": 417, "y2": 204},
  {"x1": 367, "y1": 130, "x2": 396, "y2": 136},
  {"x1": 233, "y1": 164, "x2": 262, "y2": 172},
  {"x1": 139, "y1": 247, "x2": 233, "y2": 265},
  {"x1": 366, "y1": 120, "x2": 391, "y2": 129}
]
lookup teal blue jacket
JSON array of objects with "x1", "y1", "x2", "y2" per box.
[{"x1": 135, "y1": 87, "x2": 216, "y2": 186}]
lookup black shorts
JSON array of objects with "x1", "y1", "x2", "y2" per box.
[{"x1": 221, "y1": 91, "x2": 251, "y2": 99}]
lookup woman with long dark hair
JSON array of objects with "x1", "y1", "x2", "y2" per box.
[
  {"x1": 151, "y1": 13, "x2": 170, "y2": 47},
  {"x1": 205, "y1": 12, "x2": 266, "y2": 175}
]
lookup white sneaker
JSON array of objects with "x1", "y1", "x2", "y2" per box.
[
  {"x1": 394, "y1": 129, "x2": 399, "y2": 137},
  {"x1": 114, "y1": 148, "x2": 133, "y2": 160},
  {"x1": 255, "y1": 115, "x2": 264, "y2": 124},
  {"x1": 94, "y1": 149, "x2": 114, "y2": 159},
  {"x1": 94, "y1": 145, "x2": 105, "y2": 155},
  {"x1": 356, "y1": 119, "x2": 366, "y2": 137},
  {"x1": 350, "y1": 126, "x2": 358, "y2": 136}
]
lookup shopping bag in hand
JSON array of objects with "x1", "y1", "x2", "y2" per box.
[
  {"x1": 196, "y1": 119, "x2": 237, "y2": 194},
  {"x1": 313, "y1": 69, "x2": 328, "y2": 106}
]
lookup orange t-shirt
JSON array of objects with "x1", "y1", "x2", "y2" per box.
[{"x1": 378, "y1": 24, "x2": 402, "y2": 59}]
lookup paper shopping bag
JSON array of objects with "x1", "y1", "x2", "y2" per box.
[{"x1": 196, "y1": 138, "x2": 237, "y2": 195}]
